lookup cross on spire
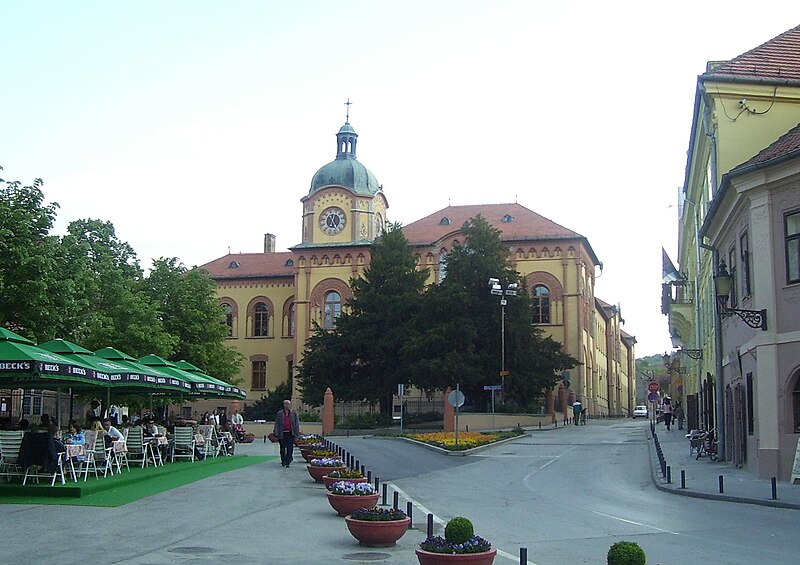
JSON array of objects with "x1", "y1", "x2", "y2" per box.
[{"x1": 344, "y1": 98, "x2": 352, "y2": 122}]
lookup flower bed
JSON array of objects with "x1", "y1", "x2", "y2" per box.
[{"x1": 405, "y1": 431, "x2": 520, "y2": 451}]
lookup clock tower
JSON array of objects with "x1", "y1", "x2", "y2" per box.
[{"x1": 298, "y1": 119, "x2": 387, "y2": 247}]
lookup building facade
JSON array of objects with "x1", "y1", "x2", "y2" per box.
[
  {"x1": 664, "y1": 25, "x2": 800, "y2": 480},
  {"x1": 201, "y1": 119, "x2": 636, "y2": 419}
]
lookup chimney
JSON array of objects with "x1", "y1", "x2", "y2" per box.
[{"x1": 264, "y1": 234, "x2": 276, "y2": 253}]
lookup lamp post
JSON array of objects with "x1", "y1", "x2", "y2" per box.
[
  {"x1": 714, "y1": 261, "x2": 767, "y2": 330},
  {"x1": 488, "y1": 278, "x2": 518, "y2": 395}
]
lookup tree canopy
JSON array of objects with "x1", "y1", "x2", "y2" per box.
[{"x1": 0, "y1": 169, "x2": 241, "y2": 383}]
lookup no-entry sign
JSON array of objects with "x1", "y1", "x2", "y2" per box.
[{"x1": 648, "y1": 381, "x2": 660, "y2": 393}]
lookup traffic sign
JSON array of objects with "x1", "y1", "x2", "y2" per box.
[
  {"x1": 648, "y1": 381, "x2": 660, "y2": 393},
  {"x1": 647, "y1": 391, "x2": 660, "y2": 403},
  {"x1": 447, "y1": 389, "x2": 465, "y2": 408},
  {"x1": 484, "y1": 385, "x2": 502, "y2": 391}
]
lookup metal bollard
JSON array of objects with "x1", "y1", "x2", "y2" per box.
[
  {"x1": 382, "y1": 483, "x2": 388, "y2": 506},
  {"x1": 520, "y1": 547, "x2": 528, "y2": 564},
  {"x1": 356, "y1": 459, "x2": 360, "y2": 471},
  {"x1": 393, "y1": 490, "x2": 399, "y2": 510},
  {"x1": 667, "y1": 465, "x2": 671, "y2": 484},
  {"x1": 374, "y1": 476, "x2": 380, "y2": 492},
  {"x1": 681, "y1": 469, "x2": 686, "y2": 489},
  {"x1": 361, "y1": 464, "x2": 365, "y2": 475},
  {"x1": 661, "y1": 460, "x2": 666, "y2": 477},
  {"x1": 367, "y1": 470, "x2": 372, "y2": 482},
  {"x1": 427, "y1": 513, "x2": 434, "y2": 538},
  {"x1": 538, "y1": 422, "x2": 541, "y2": 430},
  {"x1": 718, "y1": 475, "x2": 724, "y2": 493},
  {"x1": 263, "y1": 435, "x2": 266, "y2": 443},
  {"x1": 407, "y1": 501, "x2": 413, "y2": 529},
  {"x1": 771, "y1": 477, "x2": 777, "y2": 500}
]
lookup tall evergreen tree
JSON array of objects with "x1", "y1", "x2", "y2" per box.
[{"x1": 297, "y1": 224, "x2": 428, "y2": 409}]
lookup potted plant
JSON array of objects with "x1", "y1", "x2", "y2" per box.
[
  {"x1": 607, "y1": 541, "x2": 646, "y2": 565},
  {"x1": 344, "y1": 506, "x2": 411, "y2": 547},
  {"x1": 303, "y1": 448, "x2": 337, "y2": 462},
  {"x1": 326, "y1": 480, "x2": 380, "y2": 516},
  {"x1": 416, "y1": 516, "x2": 496, "y2": 564},
  {"x1": 322, "y1": 468, "x2": 367, "y2": 490},
  {"x1": 307, "y1": 457, "x2": 346, "y2": 482}
]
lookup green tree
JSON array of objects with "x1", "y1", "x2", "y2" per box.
[
  {"x1": 297, "y1": 224, "x2": 429, "y2": 409},
  {"x1": 143, "y1": 258, "x2": 243, "y2": 382},
  {"x1": 0, "y1": 174, "x2": 63, "y2": 341}
]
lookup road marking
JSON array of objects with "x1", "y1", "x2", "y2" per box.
[
  {"x1": 591, "y1": 510, "x2": 681, "y2": 535},
  {"x1": 387, "y1": 482, "x2": 539, "y2": 564}
]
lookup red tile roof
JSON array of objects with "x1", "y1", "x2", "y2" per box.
[
  {"x1": 199, "y1": 252, "x2": 294, "y2": 279},
  {"x1": 737, "y1": 122, "x2": 800, "y2": 168},
  {"x1": 704, "y1": 24, "x2": 800, "y2": 81},
  {"x1": 401, "y1": 203, "x2": 583, "y2": 246}
]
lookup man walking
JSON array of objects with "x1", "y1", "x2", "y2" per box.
[{"x1": 273, "y1": 399, "x2": 300, "y2": 467}]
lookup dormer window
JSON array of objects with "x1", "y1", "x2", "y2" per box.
[
  {"x1": 439, "y1": 217, "x2": 451, "y2": 225},
  {"x1": 228, "y1": 261, "x2": 240, "y2": 269},
  {"x1": 502, "y1": 214, "x2": 514, "y2": 223}
]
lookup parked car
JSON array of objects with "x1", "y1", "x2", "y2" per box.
[{"x1": 633, "y1": 405, "x2": 648, "y2": 419}]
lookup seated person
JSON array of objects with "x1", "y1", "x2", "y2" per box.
[
  {"x1": 143, "y1": 418, "x2": 159, "y2": 437},
  {"x1": 63, "y1": 422, "x2": 85, "y2": 445},
  {"x1": 17, "y1": 417, "x2": 30, "y2": 431},
  {"x1": 101, "y1": 418, "x2": 124, "y2": 448},
  {"x1": 48, "y1": 423, "x2": 66, "y2": 459}
]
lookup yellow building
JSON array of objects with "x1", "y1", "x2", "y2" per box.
[
  {"x1": 201, "y1": 119, "x2": 636, "y2": 418},
  {"x1": 665, "y1": 25, "x2": 800, "y2": 479}
]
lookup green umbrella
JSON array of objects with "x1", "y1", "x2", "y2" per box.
[
  {"x1": 0, "y1": 329, "x2": 100, "y2": 388},
  {"x1": 174, "y1": 360, "x2": 246, "y2": 399},
  {"x1": 137, "y1": 354, "x2": 225, "y2": 397},
  {"x1": 94, "y1": 347, "x2": 192, "y2": 394}
]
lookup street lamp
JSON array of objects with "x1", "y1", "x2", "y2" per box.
[
  {"x1": 488, "y1": 278, "x2": 518, "y2": 394},
  {"x1": 714, "y1": 261, "x2": 767, "y2": 330}
]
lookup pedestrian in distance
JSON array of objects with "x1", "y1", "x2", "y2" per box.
[
  {"x1": 675, "y1": 401, "x2": 684, "y2": 430},
  {"x1": 572, "y1": 401, "x2": 582, "y2": 426},
  {"x1": 662, "y1": 398, "x2": 673, "y2": 430},
  {"x1": 274, "y1": 399, "x2": 300, "y2": 467}
]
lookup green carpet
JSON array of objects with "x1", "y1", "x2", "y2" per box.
[{"x1": 0, "y1": 455, "x2": 274, "y2": 507}]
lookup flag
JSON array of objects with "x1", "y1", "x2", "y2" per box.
[{"x1": 662, "y1": 248, "x2": 683, "y2": 283}]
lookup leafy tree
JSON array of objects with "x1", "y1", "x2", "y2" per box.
[
  {"x1": 242, "y1": 380, "x2": 293, "y2": 421},
  {"x1": 0, "y1": 173, "x2": 63, "y2": 341},
  {"x1": 406, "y1": 215, "x2": 578, "y2": 407},
  {"x1": 143, "y1": 258, "x2": 243, "y2": 382},
  {"x1": 297, "y1": 224, "x2": 428, "y2": 409}
]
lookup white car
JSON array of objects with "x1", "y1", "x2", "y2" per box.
[{"x1": 633, "y1": 405, "x2": 648, "y2": 419}]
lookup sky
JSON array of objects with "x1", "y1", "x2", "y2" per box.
[{"x1": 3, "y1": 1, "x2": 799, "y2": 358}]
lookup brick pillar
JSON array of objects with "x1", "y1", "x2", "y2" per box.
[
  {"x1": 545, "y1": 389, "x2": 555, "y2": 423},
  {"x1": 443, "y1": 387, "x2": 455, "y2": 432},
  {"x1": 322, "y1": 387, "x2": 335, "y2": 435},
  {"x1": 558, "y1": 384, "x2": 566, "y2": 422}
]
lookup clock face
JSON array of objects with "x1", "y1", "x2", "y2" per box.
[{"x1": 319, "y1": 207, "x2": 347, "y2": 235}]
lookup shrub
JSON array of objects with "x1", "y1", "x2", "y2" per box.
[
  {"x1": 350, "y1": 506, "x2": 407, "y2": 521},
  {"x1": 607, "y1": 541, "x2": 646, "y2": 565},
  {"x1": 299, "y1": 411, "x2": 321, "y2": 422},
  {"x1": 444, "y1": 517, "x2": 474, "y2": 545}
]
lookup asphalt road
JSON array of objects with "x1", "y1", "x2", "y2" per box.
[{"x1": 334, "y1": 420, "x2": 800, "y2": 565}]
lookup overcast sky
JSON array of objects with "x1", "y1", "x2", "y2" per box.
[{"x1": 3, "y1": 1, "x2": 799, "y2": 357}]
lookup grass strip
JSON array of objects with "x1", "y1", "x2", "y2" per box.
[{"x1": 0, "y1": 455, "x2": 274, "y2": 507}]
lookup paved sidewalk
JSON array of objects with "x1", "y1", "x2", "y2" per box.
[{"x1": 646, "y1": 423, "x2": 800, "y2": 509}]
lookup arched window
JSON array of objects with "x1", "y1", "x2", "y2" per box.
[
  {"x1": 323, "y1": 291, "x2": 341, "y2": 329},
  {"x1": 288, "y1": 302, "x2": 296, "y2": 337},
  {"x1": 532, "y1": 285, "x2": 550, "y2": 324},
  {"x1": 222, "y1": 303, "x2": 233, "y2": 336},
  {"x1": 437, "y1": 250, "x2": 448, "y2": 283},
  {"x1": 254, "y1": 302, "x2": 270, "y2": 337}
]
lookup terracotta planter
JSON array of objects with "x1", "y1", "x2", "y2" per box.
[
  {"x1": 303, "y1": 451, "x2": 336, "y2": 462},
  {"x1": 344, "y1": 516, "x2": 411, "y2": 547},
  {"x1": 322, "y1": 475, "x2": 367, "y2": 490},
  {"x1": 307, "y1": 465, "x2": 346, "y2": 482},
  {"x1": 415, "y1": 548, "x2": 497, "y2": 565},
  {"x1": 326, "y1": 492, "x2": 381, "y2": 516}
]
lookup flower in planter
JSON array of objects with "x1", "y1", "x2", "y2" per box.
[
  {"x1": 327, "y1": 468, "x2": 364, "y2": 479},
  {"x1": 309, "y1": 449, "x2": 337, "y2": 458},
  {"x1": 419, "y1": 516, "x2": 492, "y2": 554},
  {"x1": 350, "y1": 506, "x2": 407, "y2": 522},
  {"x1": 310, "y1": 457, "x2": 344, "y2": 467},
  {"x1": 330, "y1": 481, "x2": 377, "y2": 496},
  {"x1": 296, "y1": 434, "x2": 323, "y2": 445}
]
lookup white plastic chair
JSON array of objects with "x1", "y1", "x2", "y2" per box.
[
  {"x1": 170, "y1": 426, "x2": 195, "y2": 462},
  {"x1": 0, "y1": 430, "x2": 24, "y2": 481}
]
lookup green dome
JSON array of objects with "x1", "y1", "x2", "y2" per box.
[{"x1": 309, "y1": 121, "x2": 381, "y2": 196}]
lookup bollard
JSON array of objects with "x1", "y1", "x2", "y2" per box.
[
  {"x1": 367, "y1": 470, "x2": 372, "y2": 482},
  {"x1": 382, "y1": 483, "x2": 388, "y2": 506},
  {"x1": 263, "y1": 435, "x2": 266, "y2": 443},
  {"x1": 538, "y1": 422, "x2": 541, "y2": 430},
  {"x1": 393, "y1": 491, "x2": 399, "y2": 510},
  {"x1": 375, "y1": 476, "x2": 380, "y2": 492},
  {"x1": 718, "y1": 475, "x2": 724, "y2": 493},
  {"x1": 427, "y1": 513, "x2": 434, "y2": 538},
  {"x1": 407, "y1": 501, "x2": 413, "y2": 529},
  {"x1": 681, "y1": 469, "x2": 686, "y2": 489},
  {"x1": 661, "y1": 460, "x2": 666, "y2": 477},
  {"x1": 356, "y1": 459, "x2": 360, "y2": 471},
  {"x1": 771, "y1": 477, "x2": 777, "y2": 500},
  {"x1": 361, "y1": 464, "x2": 365, "y2": 475},
  {"x1": 667, "y1": 466, "x2": 671, "y2": 484},
  {"x1": 520, "y1": 547, "x2": 528, "y2": 564}
]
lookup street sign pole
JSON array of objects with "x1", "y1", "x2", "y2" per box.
[
  {"x1": 455, "y1": 383, "x2": 460, "y2": 446},
  {"x1": 397, "y1": 383, "x2": 404, "y2": 433}
]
